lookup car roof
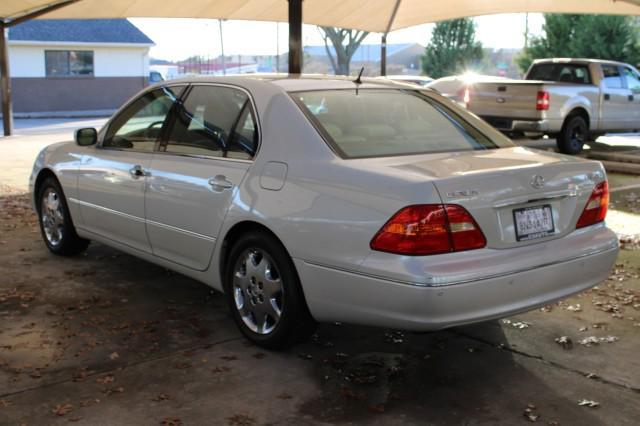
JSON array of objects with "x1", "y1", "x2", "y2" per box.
[
  {"x1": 156, "y1": 74, "x2": 416, "y2": 93},
  {"x1": 532, "y1": 58, "x2": 631, "y2": 67}
]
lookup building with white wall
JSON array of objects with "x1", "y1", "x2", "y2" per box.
[{"x1": 6, "y1": 19, "x2": 154, "y2": 114}]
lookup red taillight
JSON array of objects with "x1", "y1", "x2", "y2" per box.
[
  {"x1": 576, "y1": 181, "x2": 609, "y2": 229},
  {"x1": 370, "y1": 204, "x2": 486, "y2": 256},
  {"x1": 536, "y1": 91, "x2": 550, "y2": 110},
  {"x1": 458, "y1": 87, "x2": 471, "y2": 108}
]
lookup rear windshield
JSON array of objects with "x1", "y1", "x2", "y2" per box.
[
  {"x1": 527, "y1": 63, "x2": 591, "y2": 84},
  {"x1": 293, "y1": 89, "x2": 503, "y2": 159}
]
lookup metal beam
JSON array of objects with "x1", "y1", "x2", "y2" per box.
[
  {"x1": 380, "y1": 0, "x2": 402, "y2": 76},
  {"x1": 3, "y1": 1, "x2": 80, "y2": 27},
  {"x1": 288, "y1": 0, "x2": 303, "y2": 74},
  {"x1": 0, "y1": 24, "x2": 13, "y2": 136}
]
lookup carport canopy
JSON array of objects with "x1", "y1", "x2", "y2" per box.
[{"x1": 2, "y1": 0, "x2": 640, "y2": 136}]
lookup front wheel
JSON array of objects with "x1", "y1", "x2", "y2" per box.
[
  {"x1": 556, "y1": 116, "x2": 588, "y2": 155},
  {"x1": 224, "y1": 231, "x2": 315, "y2": 349},
  {"x1": 37, "y1": 177, "x2": 89, "y2": 256}
]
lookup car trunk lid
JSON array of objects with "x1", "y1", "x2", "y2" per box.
[{"x1": 387, "y1": 147, "x2": 604, "y2": 249}]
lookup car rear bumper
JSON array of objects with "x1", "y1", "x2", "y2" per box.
[
  {"x1": 480, "y1": 116, "x2": 562, "y2": 133},
  {"x1": 295, "y1": 230, "x2": 618, "y2": 331}
]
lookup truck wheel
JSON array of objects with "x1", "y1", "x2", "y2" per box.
[{"x1": 557, "y1": 116, "x2": 587, "y2": 155}]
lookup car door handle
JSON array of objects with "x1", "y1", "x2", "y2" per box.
[
  {"x1": 129, "y1": 164, "x2": 148, "y2": 178},
  {"x1": 604, "y1": 93, "x2": 611, "y2": 101},
  {"x1": 208, "y1": 175, "x2": 233, "y2": 190}
]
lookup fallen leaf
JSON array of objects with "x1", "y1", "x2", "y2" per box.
[
  {"x1": 211, "y1": 366, "x2": 231, "y2": 374},
  {"x1": 52, "y1": 404, "x2": 74, "y2": 416},
  {"x1": 368, "y1": 404, "x2": 385, "y2": 413},
  {"x1": 152, "y1": 393, "x2": 171, "y2": 402},
  {"x1": 161, "y1": 417, "x2": 182, "y2": 426},
  {"x1": 96, "y1": 374, "x2": 114, "y2": 385},
  {"x1": 578, "y1": 399, "x2": 600, "y2": 408},
  {"x1": 554, "y1": 336, "x2": 573, "y2": 350}
]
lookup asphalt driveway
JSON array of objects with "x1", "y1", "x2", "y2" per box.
[{"x1": 0, "y1": 186, "x2": 639, "y2": 425}]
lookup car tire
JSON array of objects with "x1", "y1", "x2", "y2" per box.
[
  {"x1": 557, "y1": 115, "x2": 588, "y2": 155},
  {"x1": 37, "y1": 176, "x2": 89, "y2": 256},
  {"x1": 224, "y1": 231, "x2": 316, "y2": 349}
]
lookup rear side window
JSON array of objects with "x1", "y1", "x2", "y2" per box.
[
  {"x1": 602, "y1": 65, "x2": 624, "y2": 89},
  {"x1": 294, "y1": 89, "x2": 504, "y2": 159},
  {"x1": 527, "y1": 63, "x2": 591, "y2": 84},
  {"x1": 163, "y1": 85, "x2": 258, "y2": 160}
]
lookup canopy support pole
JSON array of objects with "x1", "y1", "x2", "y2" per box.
[
  {"x1": 380, "y1": 0, "x2": 402, "y2": 76},
  {"x1": 288, "y1": 0, "x2": 303, "y2": 74},
  {"x1": 0, "y1": 24, "x2": 12, "y2": 137},
  {"x1": 0, "y1": 0, "x2": 79, "y2": 136}
]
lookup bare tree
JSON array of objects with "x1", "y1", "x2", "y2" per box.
[{"x1": 318, "y1": 27, "x2": 369, "y2": 75}]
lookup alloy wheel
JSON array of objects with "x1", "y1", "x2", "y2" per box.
[
  {"x1": 41, "y1": 187, "x2": 64, "y2": 247},
  {"x1": 232, "y1": 248, "x2": 284, "y2": 335}
]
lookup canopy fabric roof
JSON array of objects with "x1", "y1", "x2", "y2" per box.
[{"x1": 3, "y1": 0, "x2": 640, "y2": 32}]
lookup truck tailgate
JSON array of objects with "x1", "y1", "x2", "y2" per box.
[{"x1": 468, "y1": 81, "x2": 544, "y2": 122}]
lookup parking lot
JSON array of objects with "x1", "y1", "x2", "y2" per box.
[{"x1": 1, "y1": 120, "x2": 639, "y2": 425}]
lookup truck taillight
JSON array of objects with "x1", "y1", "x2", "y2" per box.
[
  {"x1": 458, "y1": 87, "x2": 471, "y2": 108},
  {"x1": 536, "y1": 91, "x2": 550, "y2": 110},
  {"x1": 576, "y1": 181, "x2": 609, "y2": 229},
  {"x1": 370, "y1": 204, "x2": 486, "y2": 256}
]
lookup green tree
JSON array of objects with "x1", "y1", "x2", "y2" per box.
[
  {"x1": 318, "y1": 27, "x2": 369, "y2": 75},
  {"x1": 421, "y1": 18, "x2": 483, "y2": 79},
  {"x1": 517, "y1": 14, "x2": 640, "y2": 73}
]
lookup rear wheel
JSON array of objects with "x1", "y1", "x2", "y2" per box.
[
  {"x1": 224, "y1": 231, "x2": 315, "y2": 349},
  {"x1": 556, "y1": 115, "x2": 588, "y2": 155},
  {"x1": 37, "y1": 177, "x2": 89, "y2": 256}
]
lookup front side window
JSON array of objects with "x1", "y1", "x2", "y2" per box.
[
  {"x1": 602, "y1": 65, "x2": 624, "y2": 89},
  {"x1": 622, "y1": 67, "x2": 640, "y2": 93},
  {"x1": 294, "y1": 89, "x2": 507, "y2": 159},
  {"x1": 103, "y1": 87, "x2": 181, "y2": 151},
  {"x1": 45, "y1": 50, "x2": 94, "y2": 76},
  {"x1": 162, "y1": 85, "x2": 258, "y2": 160}
]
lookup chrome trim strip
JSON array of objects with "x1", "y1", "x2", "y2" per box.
[
  {"x1": 69, "y1": 197, "x2": 144, "y2": 223},
  {"x1": 301, "y1": 245, "x2": 618, "y2": 288},
  {"x1": 69, "y1": 198, "x2": 216, "y2": 243},
  {"x1": 493, "y1": 191, "x2": 577, "y2": 208},
  {"x1": 145, "y1": 219, "x2": 217, "y2": 242}
]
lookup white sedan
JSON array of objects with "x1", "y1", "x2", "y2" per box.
[{"x1": 30, "y1": 76, "x2": 618, "y2": 349}]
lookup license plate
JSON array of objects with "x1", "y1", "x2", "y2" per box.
[{"x1": 513, "y1": 205, "x2": 555, "y2": 241}]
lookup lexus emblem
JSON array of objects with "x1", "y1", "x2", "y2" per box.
[{"x1": 531, "y1": 175, "x2": 545, "y2": 189}]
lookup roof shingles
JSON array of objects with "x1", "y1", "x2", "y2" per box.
[{"x1": 9, "y1": 19, "x2": 154, "y2": 45}]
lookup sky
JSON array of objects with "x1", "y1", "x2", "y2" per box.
[{"x1": 130, "y1": 13, "x2": 545, "y2": 61}]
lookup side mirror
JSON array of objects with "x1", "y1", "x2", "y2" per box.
[{"x1": 75, "y1": 128, "x2": 97, "y2": 146}]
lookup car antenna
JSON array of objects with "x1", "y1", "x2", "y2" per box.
[{"x1": 353, "y1": 67, "x2": 364, "y2": 95}]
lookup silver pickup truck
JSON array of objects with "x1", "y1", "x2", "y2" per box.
[{"x1": 467, "y1": 58, "x2": 640, "y2": 154}]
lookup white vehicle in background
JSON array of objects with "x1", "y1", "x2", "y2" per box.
[{"x1": 427, "y1": 73, "x2": 511, "y2": 105}]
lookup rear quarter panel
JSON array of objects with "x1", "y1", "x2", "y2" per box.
[{"x1": 211, "y1": 91, "x2": 442, "y2": 290}]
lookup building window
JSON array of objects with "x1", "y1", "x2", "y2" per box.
[{"x1": 45, "y1": 50, "x2": 94, "y2": 77}]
